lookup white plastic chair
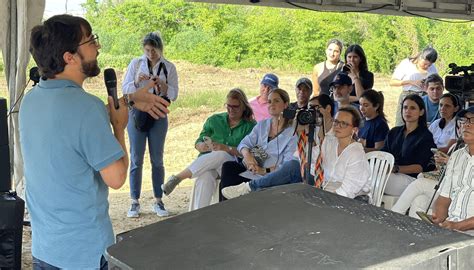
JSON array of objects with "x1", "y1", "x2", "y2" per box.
[
  {"x1": 366, "y1": 151, "x2": 394, "y2": 207},
  {"x1": 188, "y1": 178, "x2": 220, "y2": 211}
]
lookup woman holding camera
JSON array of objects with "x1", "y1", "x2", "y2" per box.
[
  {"x1": 312, "y1": 39, "x2": 345, "y2": 96},
  {"x1": 161, "y1": 88, "x2": 256, "y2": 211},
  {"x1": 343, "y1": 44, "x2": 374, "y2": 103},
  {"x1": 122, "y1": 32, "x2": 179, "y2": 218},
  {"x1": 390, "y1": 46, "x2": 438, "y2": 126},
  {"x1": 218, "y1": 88, "x2": 297, "y2": 201}
]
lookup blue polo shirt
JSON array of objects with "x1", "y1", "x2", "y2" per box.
[
  {"x1": 358, "y1": 115, "x2": 389, "y2": 148},
  {"x1": 422, "y1": 95, "x2": 440, "y2": 124},
  {"x1": 381, "y1": 125, "x2": 436, "y2": 177},
  {"x1": 19, "y1": 79, "x2": 124, "y2": 268}
]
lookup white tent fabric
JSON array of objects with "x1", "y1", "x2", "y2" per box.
[{"x1": 0, "y1": 0, "x2": 45, "y2": 198}]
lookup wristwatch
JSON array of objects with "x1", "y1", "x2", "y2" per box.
[
  {"x1": 393, "y1": 164, "x2": 400, "y2": 173},
  {"x1": 123, "y1": 94, "x2": 135, "y2": 109}
]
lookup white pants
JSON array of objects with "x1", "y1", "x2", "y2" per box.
[
  {"x1": 188, "y1": 151, "x2": 234, "y2": 211},
  {"x1": 384, "y1": 173, "x2": 416, "y2": 196},
  {"x1": 391, "y1": 177, "x2": 438, "y2": 218}
]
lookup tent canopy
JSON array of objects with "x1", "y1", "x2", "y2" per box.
[{"x1": 192, "y1": 0, "x2": 474, "y2": 20}]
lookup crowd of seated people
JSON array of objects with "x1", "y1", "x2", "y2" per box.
[{"x1": 158, "y1": 38, "x2": 474, "y2": 235}]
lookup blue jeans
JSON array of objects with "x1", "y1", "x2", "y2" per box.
[
  {"x1": 32, "y1": 256, "x2": 107, "y2": 269},
  {"x1": 249, "y1": 159, "x2": 302, "y2": 191},
  {"x1": 128, "y1": 110, "x2": 168, "y2": 199}
]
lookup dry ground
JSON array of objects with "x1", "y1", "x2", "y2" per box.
[{"x1": 0, "y1": 60, "x2": 400, "y2": 268}]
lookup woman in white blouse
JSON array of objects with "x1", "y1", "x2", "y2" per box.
[
  {"x1": 429, "y1": 93, "x2": 459, "y2": 153},
  {"x1": 122, "y1": 32, "x2": 179, "y2": 218},
  {"x1": 321, "y1": 106, "x2": 371, "y2": 198}
]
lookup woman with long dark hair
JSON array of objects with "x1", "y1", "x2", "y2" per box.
[
  {"x1": 390, "y1": 46, "x2": 438, "y2": 126},
  {"x1": 122, "y1": 32, "x2": 179, "y2": 218},
  {"x1": 358, "y1": 90, "x2": 389, "y2": 152},
  {"x1": 429, "y1": 93, "x2": 459, "y2": 153},
  {"x1": 381, "y1": 94, "x2": 436, "y2": 196},
  {"x1": 344, "y1": 44, "x2": 374, "y2": 103}
]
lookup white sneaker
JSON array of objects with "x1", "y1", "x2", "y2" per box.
[
  {"x1": 153, "y1": 201, "x2": 169, "y2": 217},
  {"x1": 222, "y1": 182, "x2": 251, "y2": 199},
  {"x1": 127, "y1": 202, "x2": 140, "y2": 218}
]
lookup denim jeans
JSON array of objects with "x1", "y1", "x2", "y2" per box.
[
  {"x1": 249, "y1": 159, "x2": 302, "y2": 191},
  {"x1": 128, "y1": 110, "x2": 168, "y2": 199},
  {"x1": 32, "y1": 256, "x2": 107, "y2": 270}
]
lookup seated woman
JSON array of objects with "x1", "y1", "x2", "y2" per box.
[
  {"x1": 381, "y1": 94, "x2": 437, "y2": 197},
  {"x1": 358, "y1": 90, "x2": 389, "y2": 152},
  {"x1": 429, "y1": 93, "x2": 459, "y2": 153},
  {"x1": 344, "y1": 44, "x2": 374, "y2": 103},
  {"x1": 391, "y1": 93, "x2": 460, "y2": 218},
  {"x1": 219, "y1": 88, "x2": 297, "y2": 201},
  {"x1": 161, "y1": 88, "x2": 256, "y2": 210},
  {"x1": 223, "y1": 105, "x2": 370, "y2": 200}
]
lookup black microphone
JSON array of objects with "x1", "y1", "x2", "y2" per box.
[
  {"x1": 29, "y1": 67, "x2": 40, "y2": 86},
  {"x1": 104, "y1": 68, "x2": 119, "y2": 110}
]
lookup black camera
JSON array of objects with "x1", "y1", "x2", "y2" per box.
[
  {"x1": 342, "y1": 64, "x2": 351, "y2": 73},
  {"x1": 283, "y1": 107, "x2": 322, "y2": 126},
  {"x1": 445, "y1": 63, "x2": 474, "y2": 100}
]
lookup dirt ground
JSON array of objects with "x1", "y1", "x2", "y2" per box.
[{"x1": 2, "y1": 60, "x2": 398, "y2": 268}]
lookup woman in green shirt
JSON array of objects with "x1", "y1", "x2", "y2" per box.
[{"x1": 162, "y1": 88, "x2": 256, "y2": 210}]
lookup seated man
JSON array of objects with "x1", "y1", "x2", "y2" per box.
[
  {"x1": 330, "y1": 72, "x2": 358, "y2": 114},
  {"x1": 249, "y1": 73, "x2": 279, "y2": 121},
  {"x1": 422, "y1": 74, "x2": 443, "y2": 124},
  {"x1": 432, "y1": 107, "x2": 474, "y2": 234},
  {"x1": 288, "y1": 77, "x2": 313, "y2": 110}
]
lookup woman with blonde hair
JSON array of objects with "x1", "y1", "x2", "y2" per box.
[
  {"x1": 122, "y1": 31, "x2": 179, "y2": 218},
  {"x1": 219, "y1": 88, "x2": 297, "y2": 200}
]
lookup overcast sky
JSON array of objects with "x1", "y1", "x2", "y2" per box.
[{"x1": 44, "y1": 0, "x2": 88, "y2": 17}]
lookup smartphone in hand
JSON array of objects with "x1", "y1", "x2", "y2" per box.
[
  {"x1": 416, "y1": 211, "x2": 434, "y2": 224},
  {"x1": 430, "y1": 148, "x2": 449, "y2": 158},
  {"x1": 203, "y1": 136, "x2": 213, "y2": 149}
]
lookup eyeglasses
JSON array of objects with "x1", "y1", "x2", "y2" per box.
[
  {"x1": 77, "y1": 34, "x2": 99, "y2": 48},
  {"x1": 332, "y1": 119, "x2": 353, "y2": 128},
  {"x1": 459, "y1": 117, "x2": 474, "y2": 125},
  {"x1": 225, "y1": 103, "x2": 241, "y2": 110}
]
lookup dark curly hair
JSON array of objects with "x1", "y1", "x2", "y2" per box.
[{"x1": 30, "y1": 14, "x2": 92, "y2": 79}]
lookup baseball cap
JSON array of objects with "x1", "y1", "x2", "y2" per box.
[
  {"x1": 261, "y1": 73, "x2": 279, "y2": 89},
  {"x1": 296, "y1": 77, "x2": 313, "y2": 91},
  {"x1": 457, "y1": 106, "x2": 474, "y2": 118},
  {"x1": 329, "y1": 72, "x2": 352, "y2": 87}
]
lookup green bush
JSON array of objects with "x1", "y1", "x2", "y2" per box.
[{"x1": 84, "y1": 0, "x2": 474, "y2": 75}]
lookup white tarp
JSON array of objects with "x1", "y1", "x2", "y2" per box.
[{"x1": 0, "y1": 0, "x2": 45, "y2": 198}]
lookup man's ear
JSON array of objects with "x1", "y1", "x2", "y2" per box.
[{"x1": 63, "y1": 51, "x2": 76, "y2": 65}]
